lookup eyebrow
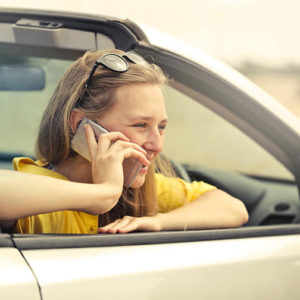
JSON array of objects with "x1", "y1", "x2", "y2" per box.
[{"x1": 130, "y1": 115, "x2": 168, "y2": 123}]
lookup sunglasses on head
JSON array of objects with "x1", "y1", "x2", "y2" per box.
[{"x1": 75, "y1": 51, "x2": 149, "y2": 108}]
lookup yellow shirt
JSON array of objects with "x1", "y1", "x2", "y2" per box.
[{"x1": 13, "y1": 157, "x2": 216, "y2": 234}]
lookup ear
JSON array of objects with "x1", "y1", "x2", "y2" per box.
[{"x1": 70, "y1": 109, "x2": 84, "y2": 134}]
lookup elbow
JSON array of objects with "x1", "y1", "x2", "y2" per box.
[
  {"x1": 231, "y1": 199, "x2": 249, "y2": 227},
  {"x1": 241, "y1": 203, "x2": 249, "y2": 225},
  {"x1": 86, "y1": 193, "x2": 120, "y2": 215},
  {"x1": 213, "y1": 189, "x2": 249, "y2": 227},
  {"x1": 98, "y1": 191, "x2": 121, "y2": 214},
  {"x1": 98, "y1": 200, "x2": 118, "y2": 215},
  {"x1": 86, "y1": 201, "x2": 116, "y2": 215}
]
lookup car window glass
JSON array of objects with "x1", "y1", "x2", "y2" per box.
[
  {"x1": 0, "y1": 55, "x2": 73, "y2": 159},
  {"x1": 163, "y1": 86, "x2": 294, "y2": 180}
]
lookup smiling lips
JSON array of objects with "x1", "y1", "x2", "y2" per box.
[
  {"x1": 140, "y1": 155, "x2": 153, "y2": 174},
  {"x1": 146, "y1": 153, "x2": 155, "y2": 161},
  {"x1": 139, "y1": 165, "x2": 148, "y2": 174}
]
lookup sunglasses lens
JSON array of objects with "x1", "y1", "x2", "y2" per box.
[
  {"x1": 76, "y1": 52, "x2": 148, "y2": 108},
  {"x1": 100, "y1": 54, "x2": 128, "y2": 72},
  {"x1": 125, "y1": 51, "x2": 148, "y2": 66}
]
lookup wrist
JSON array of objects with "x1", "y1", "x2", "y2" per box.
[
  {"x1": 152, "y1": 213, "x2": 166, "y2": 231},
  {"x1": 153, "y1": 211, "x2": 188, "y2": 231},
  {"x1": 80, "y1": 183, "x2": 121, "y2": 215}
]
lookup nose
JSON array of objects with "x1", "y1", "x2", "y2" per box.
[{"x1": 143, "y1": 129, "x2": 164, "y2": 155}]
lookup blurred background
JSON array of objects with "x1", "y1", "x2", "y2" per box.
[{"x1": 2, "y1": 0, "x2": 300, "y2": 116}]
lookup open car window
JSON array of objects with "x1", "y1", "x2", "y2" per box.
[
  {"x1": 163, "y1": 85, "x2": 294, "y2": 180},
  {"x1": 0, "y1": 41, "x2": 299, "y2": 235},
  {"x1": 0, "y1": 44, "x2": 294, "y2": 181}
]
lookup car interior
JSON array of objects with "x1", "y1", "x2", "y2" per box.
[{"x1": 1, "y1": 10, "x2": 300, "y2": 248}]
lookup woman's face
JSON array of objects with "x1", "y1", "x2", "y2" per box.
[{"x1": 97, "y1": 83, "x2": 168, "y2": 188}]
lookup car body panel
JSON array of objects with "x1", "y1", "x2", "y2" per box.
[
  {"x1": 22, "y1": 234, "x2": 300, "y2": 300},
  {"x1": 0, "y1": 248, "x2": 40, "y2": 299}
]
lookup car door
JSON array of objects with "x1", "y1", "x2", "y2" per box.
[
  {"x1": 0, "y1": 234, "x2": 40, "y2": 299},
  {"x1": 10, "y1": 231, "x2": 300, "y2": 300}
]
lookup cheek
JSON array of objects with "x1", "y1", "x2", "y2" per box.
[
  {"x1": 160, "y1": 135, "x2": 165, "y2": 148},
  {"x1": 154, "y1": 134, "x2": 165, "y2": 155},
  {"x1": 123, "y1": 130, "x2": 143, "y2": 145}
]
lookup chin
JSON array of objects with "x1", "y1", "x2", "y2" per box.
[{"x1": 128, "y1": 173, "x2": 146, "y2": 189}]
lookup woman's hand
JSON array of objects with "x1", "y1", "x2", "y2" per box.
[
  {"x1": 98, "y1": 188, "x2": 249, "y2": 232},
  {"x1": 84, "y1": 124, "x2": 149, "y2": 197},
  {"x1": 98, "y1": 215, "x2": 162, "y2": 234}
]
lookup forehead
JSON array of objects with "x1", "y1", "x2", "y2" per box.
[{"x1": 110, "y1": 83, "x2": 167, "y2": 119}]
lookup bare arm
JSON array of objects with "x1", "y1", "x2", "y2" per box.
[
  {"x1": 155, "y1": 189, "x2": 249, "y2": 230},
  {"x1": 98, "y1": 189, "x2": 249, "y2": 233},
  {"x1": 0, "y1": 170, "x2": 121, "y2": 222}
]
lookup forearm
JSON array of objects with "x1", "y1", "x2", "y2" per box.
[
  {"x1": 155, "y1": 189, "x2": 249, "y2": 231},
  {"x1": 0, "y1": 170, "x2": 119, "y2": 221}
]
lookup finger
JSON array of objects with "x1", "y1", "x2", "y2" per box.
[
  {"x1": 109, "y1": 140, "x2": 147, "y2": 156},
  {"x1": 116, "y1": 220, "x2": 140, "y2": 233},
  {"x1": 96, "y1": 132, "x2": 130, "y2": 154},
  {"x1": 98, "y1": 218, "x2": 122, "y2": 233},
  {"x1": 107, "y1": 217, "x2": 132, "y2": 233},
  {"x1": 98, "y1": 216, "x2": 134, "y2": 234},
  {"x1": 119, "y1": 148, "x2": 150, "y2": 166}
]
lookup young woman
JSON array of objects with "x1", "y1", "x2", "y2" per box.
[{"x1": 3, "y1": 49, "x2": 248, "y2": 234}]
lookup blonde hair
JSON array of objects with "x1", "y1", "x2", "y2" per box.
[{"x1": 36, "y1": 49, "x2": 171, "y2": 225}]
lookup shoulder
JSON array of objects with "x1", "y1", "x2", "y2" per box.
[
  {"x1": 155, "y1": 173, "x2": 216, "y2": 212},
  {"x1": 13, "y1": 157, "x2": 67, "y2": 180},
  {"x1": 155, "y1": 173, "x2": 215, "y2": 196}
]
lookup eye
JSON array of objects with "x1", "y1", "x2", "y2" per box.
[
  {"x1": 159, "y1": 123, "x2": 167, "y2": 132},
  {"x1": 132, "y1": 123, "x2": 146, "y2": 128}
]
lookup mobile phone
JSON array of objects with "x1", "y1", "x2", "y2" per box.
[{"x1": 71, "y1": 118, "x2": 142, "y2": 188}]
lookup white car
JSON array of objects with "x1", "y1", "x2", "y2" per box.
[{"x1": 1, "y1": 7, "x2": 300, "y2": 300}]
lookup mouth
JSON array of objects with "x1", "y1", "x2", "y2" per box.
[
  {"x1": 139, "y1": 164, "x2": 148, "y2": 174},
  {"x1": 146, "y1": 154, "x2": 155, "y2": 162},
  {"x1": 138, "y1": 154, "x2": 155, "y2": 174}
]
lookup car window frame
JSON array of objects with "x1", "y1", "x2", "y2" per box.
[
  {"x1": 135, "y1": 44, "x2": 300, "y2": 189},
  {"x1": 0, "y1": 225, "x2": 294, "y2": 250}
]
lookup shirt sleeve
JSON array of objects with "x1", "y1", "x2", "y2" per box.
[{"x1": 155, "y1": 173, "x2": 216, "y2": 213}]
